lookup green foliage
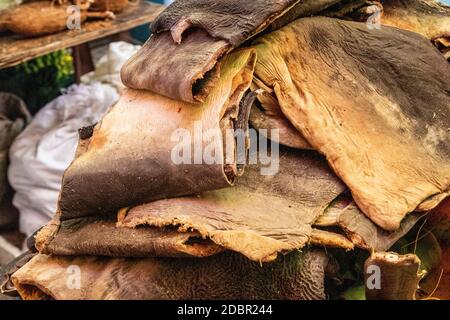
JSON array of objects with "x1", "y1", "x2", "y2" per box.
[
  {"x1": 341, "y1": 284, "x2": 366, "y2": 300},
  {"x1": 0, "y1": 50, "x2": 74, "y2": 114}
]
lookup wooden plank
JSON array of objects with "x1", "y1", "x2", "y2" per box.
[{"x1": 0, "y1": 1, "x2": 164, "y2": 69}]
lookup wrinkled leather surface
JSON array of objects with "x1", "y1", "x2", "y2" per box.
[
  {"x1": 120, "y1": 149, "x2": 347, "y2": 262},
  {"x1": 36, "y1": 149, "x2": 356, "y2": 262},
  {"x1": 122, "y1": 0, "x2": 344, "y2": 102},
  {"x1": 121, "y1": 30, "x2": 230, "y2": 103},
  {"x1": 59, "y1": 49, "x2": 256, "y2": 220},
  {"x1": 252, "y1": 17, "x2": 450, "y2": 231},
  {"x1": 12, "y1": 249, "x2": 330, "y2": 300},
  {"x1": 151, "y1": 0, "x2": 301, "y2": 47},
  {"x1": 35, "y1": 215, "x2": 222, "y2": 258}
]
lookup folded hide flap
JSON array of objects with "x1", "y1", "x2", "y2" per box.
[
  {"x1": 1, "y1": 252, "x2": 35, "y2": 298},
  {"x1": 37, "y1": 150, "x2": 357, "y2": 261},
  {"x1": 118, "y1": 149, "x2": 347, "y2": 262},
  {"x1": 321, "y1": 0, "x2": 377, "y2": 18},
  {"x1": 252, "y1": 17, "x2": 450, "y2": 231},
  {"x1": 150, "y1": 0, "x2": 301, "y2": 47},
  {"x1": 121, "y1": 30, "x2": 231, "y2": 103},
  {"x1": 249, "y1": 81, "x2": 312, "y2": 150},
  {"x1": 381, "y1": 0, "x2": 450, "y2": 41},
  {"x1": 122, "y1": 0, "x2": 344, "y2": 102},
  {"x1": 434, "y1": 37, "x2": 450, "y2": 61},
  {"x1": 316, "y1": 196, "x2": 423, "y2": 251},
  {"x1": 35, "y1": 216, "x2": 222, "y2": 258},
  {"x1": 249, "y1": 103, "x2": 312, "y2": 150},
  {"x1": 12, "y1": 250, "x2": 330, "y2": 300},
  {"x1": 59, "y1": 49, "x2": 256, "y2": 221}
]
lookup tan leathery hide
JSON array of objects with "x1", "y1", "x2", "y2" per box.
[
  {"x1": 118, "y1": 149, "x2": 351, "y2": 262},
  {"x1": 37, "y1": 148, "x2": 359, "y2": 262},
  {"x1": 252, "y1": 17, "x2": 450, "y2": 231},
  {"x1": 381, "y1": 0, "x2": 450, "y2": 41},
  {"x1": 58, "y1": 49, "x2": 256, "y2": 220}
]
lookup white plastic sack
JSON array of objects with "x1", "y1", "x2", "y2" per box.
[
  {"x1": 8, "y1": 82, "x2": 119, "y2": 237},
  {"x1": 81, "y1": 41, "x2": 141, "y2": 90}
]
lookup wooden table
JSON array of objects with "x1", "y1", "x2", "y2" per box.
[{"x1": 0, "y1": 1, "x2": 164, "y2": 70}]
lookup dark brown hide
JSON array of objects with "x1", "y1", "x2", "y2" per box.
[
  {"x1": 59, "y1": 49, "x2": 256, "y2": 220},
  {"x1": 119, "y1": 149, "x2": 348, "y2": 262},
  {"x1": 37, "y1": 150, "x2": 354, "y2": 262},
  {"x1": 12, "y1": 250, "x2": 330, "y2": 300},
  {"x1": 252, "y1": 17, "x2": 450, "y2": 231},
  {"x1": 121, "y1": 30, "x2": 230, "y2": 103},
  {"x1": 249, "y1": 82, "x2": 312, "y2": 149},
  {"x1": 322, "y1": 0, "x2": 383, "y2": 24},
  {"x1": 121, "y1": 0, "x2": 344, "y2": 102},
  {"x1": 151, "y1": 0, "x2": 301, "y2": 47},
  {"x1": 35, "y1": 215, "x2": 222, "y2": 258}
]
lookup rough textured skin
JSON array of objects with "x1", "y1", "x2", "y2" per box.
[
  {"x1": 316, "y1": 196, "x2": 422, "y2": 251},
  {"x1": 122, "y1": 0, "x2": 344, "y2": 102},
  {"x1": 322, "y1": 0, "x2": 375, "y2": 18},
  {"x1": 364, "y1": 252, "x2": 423, "y2": 300},
  {"x1": 266, "y1": 0, "x2": 343, "y2": 32},
  {"x1": 151, "y1": 0, "x2": 301, "y2": 47},
  {"x1": 381, "y1": 0, "x2": 450, "y2": 41},
  {"x1": 12, "y1": 250, "x2": 329, "y2": 300},
  {"x1": 119, "y1": 149, "x2": 347, "y2": 262},
  {"x1": 323, "y1": 0, "x2": 450, "y2": 45},
  {"x1": 35, "y1": 215, "x2": 222, "y2": 258},
  {"x1": 121, "y1": 30, "x2": 231, "y2": 103},
  {"x1": 253, "y1": 17, "x2": 450, "y2": 231},
  {"x1": 35, "y1": 149, "x2": 354, "y2": 262},
  {"x1": 59, "y1": 49, "x2": 256, "y2": 220}
]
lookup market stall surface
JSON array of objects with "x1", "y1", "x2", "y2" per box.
[{"x1": 0, "y1": 1, "x2": 164, "y2": 69}]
